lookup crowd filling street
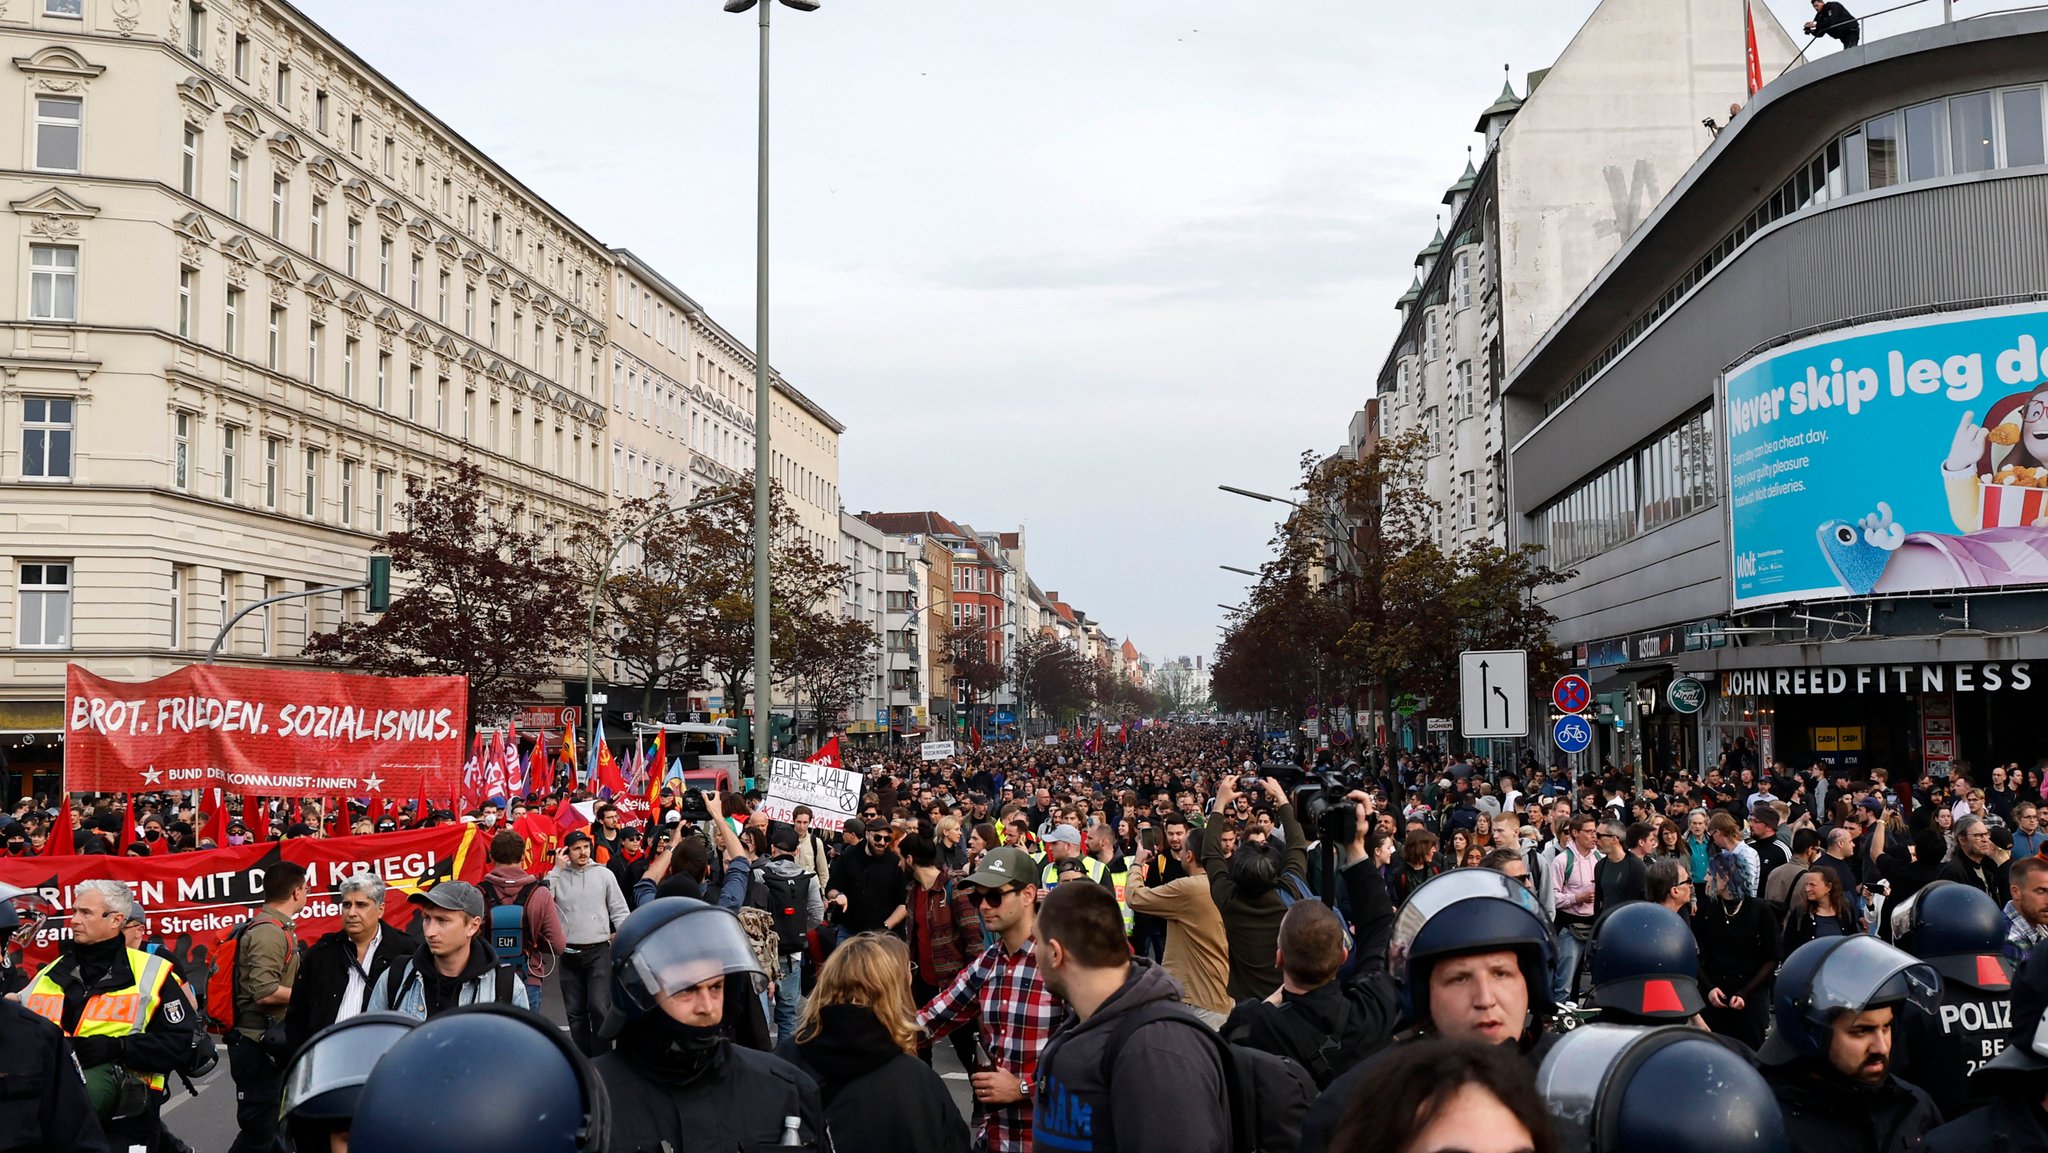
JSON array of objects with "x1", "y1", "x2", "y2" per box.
[{"x1": 8, "y1": 720, "x2": 2048, "y2": 1152}]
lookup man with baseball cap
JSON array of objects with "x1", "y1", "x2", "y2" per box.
[
  {"x1": 364, "y1": 881, "x2": 528, "y2": 1020},
  {"x1": 1038, "y1": 824, "x2": 1110, "y2": 893},
  {"x1": 919, "y1": 846, "x2": 1058, "y2": 1153}
]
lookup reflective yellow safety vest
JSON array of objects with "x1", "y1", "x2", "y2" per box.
[
  {"x1": 24, "y1": 947, "x2": 176, "y2": 1092},
  {"x1": 1041, "y1": 854, "x2": 1108, "y2": 891},
  {"x1": 1108, "y1": 862, "x2": 1134, "y2": 937}
]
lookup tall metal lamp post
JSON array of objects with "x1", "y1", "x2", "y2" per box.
[{"x1": 724, "y1": 0, "x2": 820, "y2": 776}]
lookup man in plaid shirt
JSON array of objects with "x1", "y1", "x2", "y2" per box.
[{"x1": 919, "y1": 846, "x2": 1058, "y2": 1153}]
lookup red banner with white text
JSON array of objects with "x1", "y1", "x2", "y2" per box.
[
  {"x1": 0, "y1": 824, "x2": 485, "y2": 988},
  {"x1": 64, "y1": 664, "x2": 466, "y2": 798}
]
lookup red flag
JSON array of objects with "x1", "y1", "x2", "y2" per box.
[
  {"x1": 330, "y1": 796, "x2": 353, "y2": 838},
  {"x1": 808, "y1": 736, "x2": 842, "y2": 768},
  {"x1": 118, "y1": 793, "x2": 135, "y2": 853},
  {"x1": 1093, "y1": 722, "x2": 1105, "y2": 750},
  {"x1": 503, "y1": 722, "x2": 524, "y2": 799},
  {"x1": 245, "y1": 795, "x2": 270, "y2": 842},
  {"x1": 368, "y1": 795, "x2": 386, "y2": 826},
  {"x1": 560, "y1": 724, "x2": 579, "y2": 791},
  {"x1": 414, "y1": 770, "x2": 434, "y2": 827},
  {"x1": 200, "y1": 788, "x2": 229, "y2": 848},
  {"x1": 42, "y1": 794, "x2": 74, "y2": 855},
  {"x1": 596, "y1": 737, "x2": 625, "y2": 797},
  {"x1": 645, "y1": 728, "x2": 668, "y2": 826},
  {"x1": 528, "y1": 740, "x2": 552, "y2": 800},
  {"x1": 552, "y1": 792, "x2": 591, "y2": 836},
  {"x1": 1745, "y1": 1, "x2": 1763, "y2": 96},
  {"x1": 514, "y1": 810, "x2": 560, "y2": 874},
  {"x1": 969, "y1": 728, "x2": 982, "y2": 752},
  {"x1": 1120, "y1": 721, "x2": 1130, "y2": 747}
]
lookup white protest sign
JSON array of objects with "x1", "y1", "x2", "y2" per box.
[
  {"x1": 1044, "y1": 735, "x2": 1059, "y2": 746},
  {"x1": 757, "y1": 758, "x2": 865, "y2": 831},
  {"x1": 920, "y1": 740, "x2": 957, "y2": 762}
]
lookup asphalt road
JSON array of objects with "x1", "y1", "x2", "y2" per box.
[{"x1": 161, "y1": 969, "x2": 976, "y2": 1151}]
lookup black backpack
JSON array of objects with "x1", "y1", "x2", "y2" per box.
[
  {"x1": 1100, "y1": 1001, "x2": 1315, "y2": 1153},
  {"x1": 479, "y1": 878, "x2": 543, "y2": 968},
  {"x1": 749, "y1": 865, "x2": 812, "y2": 955}
]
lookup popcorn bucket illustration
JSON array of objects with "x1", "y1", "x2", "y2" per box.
[{"x1": 1980, "y1": 475, "x2": 2048, "y2": 528}]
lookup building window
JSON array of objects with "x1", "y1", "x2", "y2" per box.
[
  {"x1": 17, "y1": 562, "x2": 70, "y2": 649},
  {"x1": 33, "y1": 95, "x2": 81, "y2": 173},
  {"x1": 227, "y1": 151, "x2": 245, "y2": 218},
  {"x1": 172, "y1": 411, "x2": 191, "y2": 489},
  {"x1": 373, "y1": 469, "x2": 389, "y2": 531},
  {"x1": 263, "y1": 436, "x2": 280, "y2": 509},
  {"x1": 462, "y1": 387, "x2": 474, "y2": 440},
  {"x1": 177, "y1": 267, "x2": 194, "y2": 338},
  {"x1": 1461, "y1": 470, "x2": 1478, "y2": 530},
  {"x1": 21, "y1": 396, "x2": 72, "y2": 480},
  {"x1": 29, "y1": 244, "x2": 77, "y2": 322},
  {"x1": 407, "y1": 365, "x2": 420, "y2": 421},
  {"x1": 169, "y1": 566, "x2": 185, "y2": 648},
  {"x1": 266, "y1": 304, "x2": 282, "y2": 369},
  {"x1": 306, "y1": 321, "x2": 322, "y2": 387},
  {"x1": 309, "y1": 197, "x2": 324, "y2": 257},
  {"x1": 491, "y1": 212, "x2": 501, "y2": 252},
  {"x1": 465, "y1": 195, "x2": 477, "y2": 235},
  {"x1": 220, "y1": 425, "x2": 239, "y2": 500},
  {"x1": 435, "y1": 378, "x2": 447, "y2": 430},
  {"x1": 270, "y1": 177, "x2": 287, "y2": 241},
  {"x1": 224, "y1": 286, "x2": 242, "y2": 353},
  {"x1": 342, "y1": 336, "x2": 356, "y2": 399},
  {"x1": 488, "y1": 300, "x2": 499, "y2": 349},
  {"x1": 378, "y1": 238, "x2": 392, "y2": 293},
  {"x1": 463, "y1": 285, "x2": 474, "y2": 336},
  {"x1": 233, "y1": 33, "x2": 248, "y2": 80},
  {"x1": 44, "y1": 0, "x2": 82, "y2": 16},
  {"x1": 437, "y1": 270, "x2": 449, "y2": 323},
  {"x1": 218, "y1": 573, "x2": 234, "y2": 644},
  {"x1": 409, "y1": 255, "x2": 422, "y2": 310},
  {"x1": 381, "y1": 135, "x2": 395, "y2": 175},
  {"x1": 348, "y1": 113, "x2": 362, "y2": 156},
  {"x1": 376, "y1": 352, "x2": 390, "y2": 409},
  {"x1": 314, "y1": 89, "x2": 329, "y2": 135},
  {"x1": 181, "y1": 125, "x2": 200, "y2": 196},
  {"x1": 302, "y1": 447, "x2": 319, "y2": 518},
  {"x1": 344, "y1": 219, "x2": 359, "y2": 277},
  {"x1": 339, "y1": 459, "x2": 355, "y2": 527},
  {"x1": 413, "y1": 158, "x2": 425, "y2": 196},
  {"x1": 185, "y1": 2, "x2": 203, "y2": 58},
  {"x1": 1455, "y1": 252, "x2": 1473, "y2": 310},
  {"x1": 487, "y1": 398, "x2": 498, "y2": 451},
  {"x1": 275, "y1": 63, "x2": 291, "y2": 111}
]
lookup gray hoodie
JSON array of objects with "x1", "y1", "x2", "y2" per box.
[
  {"x1": 547, "y1": 858, "x2": 629, "y2": 946},
  {"x1": 1031, "y1": 959, "x2": 1230, "y2": 1153}
]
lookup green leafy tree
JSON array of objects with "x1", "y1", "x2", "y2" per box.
[
  {"x1": 573, "y1": 489, "x2": 708, "y2": 718},
  {"x1": 303, "y1": 460, "x2": 587, "y2": 732},
  {"x1": 785, "y1": 612, "x2": 879, "y2": 745}
]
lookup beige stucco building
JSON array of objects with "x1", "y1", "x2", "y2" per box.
[{"x1": 0, "y1": 0, "x2": 612, "y2": 784}]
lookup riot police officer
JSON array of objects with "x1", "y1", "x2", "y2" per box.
[
  {"x1": 1585, "y1": 902, "x2": 1708, "y2": 1027},
  {"x1": 349, "y1": 1004, "x2": 606, "y2": 1153},
  {"x1": 1923, "y1": 948, "x2": 2048, "y2": 1150},
  {"x1": 1537, "y1": 1023, "x2": 1789, "y2": 1152},
  {"x1": 1889, "y1": 879, "x2": 2015, "y2": 1119},
  {"x1": 1758, "y1": 935, "x2": 1945, "y2": 1153},
  {"x1": 280, "y1": 1012, "x2": 415, "y2": 1152},
  {"x1": 590, "y1": 897, "x2": 822, "y2": 1152}
]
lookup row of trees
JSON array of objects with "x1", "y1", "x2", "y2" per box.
[
  {"x1": 304, "y1": 461, "x2": 1151, "y2": 739},
  {"x1": 1209, "y1": 430, "x2": 1571, "y2": 739}
]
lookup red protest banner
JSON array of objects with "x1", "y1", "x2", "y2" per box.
[
  {"x1": 0, "y1": 823, "x2": 486, "y2": 988},
  {"x1": 64, "y1": 663, "x2": 466, "y2": 799}
]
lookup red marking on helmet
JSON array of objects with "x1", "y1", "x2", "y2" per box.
[
  {"x1": 1978, "y1": 955, "x2": 2011, "y2": 989},
  {"x1": 1641, "y1": 979, "x2": 1684, "y2": 1015}
]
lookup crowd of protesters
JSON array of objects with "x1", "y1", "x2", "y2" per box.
[{"x1": 10, "y1": 720, "x2": 2048, "y2": 1152}]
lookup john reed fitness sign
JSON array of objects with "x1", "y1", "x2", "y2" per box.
[{"x1": 1720, "y1": 661, "x2": 2034, "y2": 697}]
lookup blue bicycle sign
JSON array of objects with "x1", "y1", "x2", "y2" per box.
[{"x1": 1553, "y1": 714, "x2": 1593, "y2": 754}]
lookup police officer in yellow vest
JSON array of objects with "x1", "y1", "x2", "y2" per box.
[
  {"x1": 1039, "y1": 824, "x2": 1114, "y2": 898},
  {"x1": 1085, "y1": 826, "x2": 1137, "y2": 939},
  {"x1": 23, "y1": 879, "x2": 200, "y2": 1152}
]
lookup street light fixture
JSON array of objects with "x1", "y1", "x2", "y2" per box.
[
  {"x1": 584, "y1": 491, "x2": 743, "y2": 760},
  {"x1": 1219, "y1": 565, "x2": 1259, "y2": 577},
  {"x1": 1218, "y1": 484, "x2": 1303, "y2": 508},
  {"x1": 726, "y1": 0, "x2": 821, "y2": 777}
]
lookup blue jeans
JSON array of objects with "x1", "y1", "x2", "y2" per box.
[
  {"x1": 1553, "y1": 923, "x2": 1587, "y2": 1002},
  {"x1": 771, "y1": 955, "x2": 802, "y2": 1044},
  {"x1": 524, "y1": 978, "x2": 544, "y2": 1014}
]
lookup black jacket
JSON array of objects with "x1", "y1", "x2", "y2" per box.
[
  {"x1": 36, "y1": 938, "x2": 203, "y2": 1079},
  {"x1": 1939, "y1": 852, "x2": 2009, "y2": 904},
  {"x1": 593, "y1": 1016, "x2": 822, "y2": 1153},
  {"x1": 826, "y1": 844, "x2": 907, "y2": 935},
  {"x1": 1813, "y1": 1, "x2": 1860, "y2": 42},
  {"x1": 1763, "y1": 1061, "x2": 1943, "y2": 1153},
  {"x1": 0, "y1": 997, "x2": 108, "y2": 1153},
  {"x1": 1924, "y1": 1095, "x2": 2048, "y2": 1153},
  {"x1": 777, "y1": 1005, "x2": 969, "y2": 1153},
  {"x1": 283, "y1": 927, "x2": 411, "y2": 1053}
]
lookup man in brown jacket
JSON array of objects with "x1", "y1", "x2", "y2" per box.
[
  {"x1": 228, "y1": 861, "x2": 306, "y2": 1153},
  {"x1": 1126, "y1": 829, "x2": 1232, "y2": 1024}
]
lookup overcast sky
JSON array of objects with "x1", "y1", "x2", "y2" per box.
[{"x1": 296, "y1": 0, "x2": 1954, "y2": 665}]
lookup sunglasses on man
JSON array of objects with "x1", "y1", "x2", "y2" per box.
[{"x1": 973, "y1": 885, "x2": 1023, "y2": 907}]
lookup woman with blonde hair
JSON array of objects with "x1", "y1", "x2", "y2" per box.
[{"x1": 778, "y1": 932, "x2": 969, "y2": 1153}]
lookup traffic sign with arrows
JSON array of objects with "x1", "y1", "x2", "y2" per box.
[{"x1": 1459, "y1": 650, "x2": 1529, "y2": 738}]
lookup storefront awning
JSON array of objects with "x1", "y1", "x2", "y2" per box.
[{"x1": 1586, "y1": 662, "x2": 1670, "y2": 695}]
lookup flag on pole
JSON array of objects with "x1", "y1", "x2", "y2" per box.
[
  {"x1": 528, "y1": 739, "x2": 552, "y2": 800},
  {"x1": 42, "y1": 794, "x2": 73, "y2": 855},
  {"x1": 1745, "y1": 0, "x2": 1764, "y2": 95},
  {"x1": 560, "y1": 723, "x2": 579, "y2": 792},
  {"x1": 595, "y1": 723, "x2": 625, "y2": 796},
  {"x1": 246, "y1": 796, "x2": 270, "y2": 842},
  {"x1": 502, "y1": 721, "x2": 524, "y2": 799},
  {"x1": 514, "y1": 808, "x2": 560, "y2": 873},
  {"x1": 482, "y1": 731, "x2": 509, "y2": 804},
  {"x1": 200, "y1": 788, "x2": 229, "y2": 848},
  {"x1": 808, "y1": 735, "x2": 841, "y2": 768},
  {"x1": 645, "y1": 727, "x2": 668, "y2": 827}
]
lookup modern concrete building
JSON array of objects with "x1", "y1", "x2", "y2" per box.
[
  {"x1": 1508, "y1": 11, "x2": 2048, "y2": 779},
  {"x1": 1375, "y1": 0, "x2": 1799, "y2": 551},
  {"x1": 0, "y1": 0, "x2": 612, "y2": 788},
  {"x1": 837, "y1": 509, "x2": 888, "y2": 743}
]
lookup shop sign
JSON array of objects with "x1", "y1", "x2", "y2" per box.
[
  {"x1": 1720, "y1": 661, "x2": 2032, "y2": 697},
  {"x1": 1668, "y1": 676, "x2": 1706, "y2": 714}
]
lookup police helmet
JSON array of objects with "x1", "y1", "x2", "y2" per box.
[
  {"x1": 607, "y1": 896, "x2": 768, "y2": 1031},
  {"x1": 280, "y1": 1012, "x2": 415, "y2": 1146},
  {"x1": 1888, "y1": 880, "x2": 2014, "y2": 990},
  {"x1": 1389, "y1": 868, "x2": 1555, "y2": 1028},
  {"x1": 1539, "y1": 1024, "x2": 1789, "y2": 1153},
  {"x1": 1758, "y1": 935, "x2": 1941, "y2": 1064},
  {"x1": 1587, "y1": 902, "x2": 1706, "y2": 1022},
  {"x1": 349, "y1": 1004, "x2": 608, "y2": 1153}
]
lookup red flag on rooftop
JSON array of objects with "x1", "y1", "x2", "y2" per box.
[{"x1": 1745, "y1": 1, "x2": 1764, "y2": 96}]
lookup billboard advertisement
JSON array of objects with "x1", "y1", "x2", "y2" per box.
[{"x1": 1726, "y1": 302, "x2": 2048, "y2": 610}]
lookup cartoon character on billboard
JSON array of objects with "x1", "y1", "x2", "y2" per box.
[{"x1": 1816, "y1": 392, "x2": 2048, "y2": 596}]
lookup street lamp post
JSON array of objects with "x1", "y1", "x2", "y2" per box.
[
  {"x1": 725, "y1": 0, "x2": 819, "y2": 777},
  {"x1": 584, "y1": 491, "x2": 743, "y2": 762}
]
